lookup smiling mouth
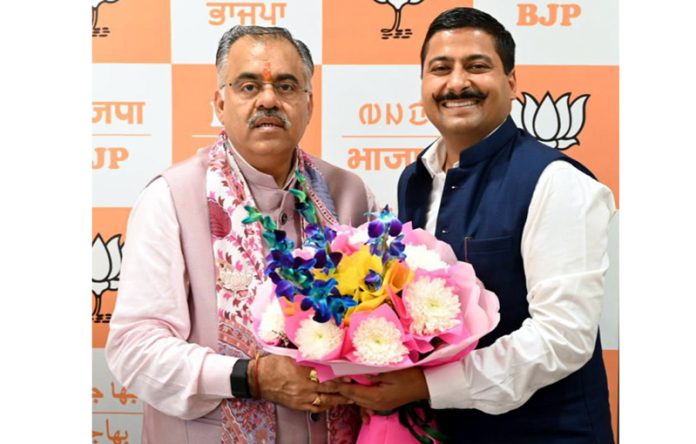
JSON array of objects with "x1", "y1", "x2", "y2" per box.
[{"x1": 441, "y1": 98, "x2": 482, "y2": 108}]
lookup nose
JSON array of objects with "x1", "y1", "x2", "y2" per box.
[
  {"x1": 255, "y1": 83, "x2": 282, "y2": 109},
  {"x1": 445, "y1": 66, "x2": 471, "y2": 94}
]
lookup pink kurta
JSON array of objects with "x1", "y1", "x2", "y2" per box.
[{"x1": 106, "y1": 145, "x2": 375, "y2": 443}]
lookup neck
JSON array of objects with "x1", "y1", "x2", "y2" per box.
[
  {"x1": 441, "y1": 117, "x2": 508, "y2": 170},
  {"x1": 234, "y1": 147, "x2": 296, "y2": 187},
  {"x1": 441, "y1": 142, "x2": 462, "y2": 171},
  {"x1": 257, "y1": 155, "x2": 294, "y2": 187}
]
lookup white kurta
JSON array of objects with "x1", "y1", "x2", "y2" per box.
[{"x1": 420, "y1": 139, "x2": 616, "y2": 414}]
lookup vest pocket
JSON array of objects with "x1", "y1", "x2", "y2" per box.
[
  {"x1": 463, "y1": 235, "x2": 521, "y2": 340},
  {"x1": 463, "y1": 235, "x2": 517, "y2": 291},
  {"x1": 464, "y1": 235, "x2": 515, "y2": 261}
]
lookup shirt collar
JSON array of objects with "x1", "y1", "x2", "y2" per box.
[
  {"x1": 225, "y1": 140, "x2": 298, "y2": 190},
  {"x1": 420, "y1": 138, "x2": 448, "y2": 178}
]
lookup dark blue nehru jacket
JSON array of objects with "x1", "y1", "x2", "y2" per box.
[{"x1": 397, "y1": 117, "x2": 614, "y2": 444}]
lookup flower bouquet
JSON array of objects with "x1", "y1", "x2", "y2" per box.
[{"x1": 243, "y1": 171, "x2": 500, "y2": 444}]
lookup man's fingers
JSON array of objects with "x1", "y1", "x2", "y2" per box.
[
  {"x1": 306, "y1": 393, "x2": 353, "y2": 412},
  {"x1": 365, "y1": 373, "x2": 381, "y2": 382},
  {"x1": 314, "y1": 380, "x2": 342, "y2": 393},
  {"x1": 335, "y1": 382, "x2": 379, "y2": 406},
  {"x1": 321, "y1": 393, "x2": 353, "y2": 407},
  {"x1": 366, "y1": 371, "x2": 401, "y2": 385},
  {"x1": 335, "y1": 382, "x2": 358, "y2": 398}
]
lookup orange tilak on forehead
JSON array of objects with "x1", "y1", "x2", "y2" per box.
[{"x1": 263, "y1": 63, "x2": 272, "y2": 81}]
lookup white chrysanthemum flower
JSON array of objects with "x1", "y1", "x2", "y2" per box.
[
  {"x1": 404, "y1": 244, "x2": 448, "y2": 271},
  {"x1": 258, "y1": 299, "x2": 286, "y2": 343},
  {"x1": 295, "y1": 318, "x2": 344, "y2": 359},
  {"x1": 353, "y1": 317, "x2": 408, "y2": 365},
  {"x1": 404, "y1": 277, "x2": 461, "y2": 335}
]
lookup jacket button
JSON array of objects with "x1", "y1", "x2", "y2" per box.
[
  {"x1": 441, "y1": 228, "x2": 448, "y2": 234},
  {"x1": 280, "y1": 213, "x2": 288, "y2": 225},
  {"x1": 310, "y1": 412, "x2": 320, "y2": 422},
  {"x1": 450, "y1": 185, "x2": 457, "y2": 190}
]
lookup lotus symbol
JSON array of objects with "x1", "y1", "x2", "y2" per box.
[
  {"x1": 92, "y1": 233, "x2": 123, "y2": 322},
  {"x1": 374, "y1": 0, "x2": 424, "y2": 39},
  {"x1": 511, "y1": 92, "x2": 589, "y2": 150}
]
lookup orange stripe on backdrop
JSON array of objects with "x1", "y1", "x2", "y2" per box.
[
  {"x1": 603, "y1": 349, "x2": 619, "y2": 443},
  {"x1": 92, "y1": 208, "x2": 132, "y2": 348},
  {"x1": 172, "y1": 64, "x2": 220, "y2": 165},
  {"x1": 92, "y1": 0, "x2": 171, "y2": 63},
  {"x1": 172, "y1": 65, "x2": 322, "y2": 163},
  {"x1": 513, "y1": 65, "x2": 620, "y2": 207}
]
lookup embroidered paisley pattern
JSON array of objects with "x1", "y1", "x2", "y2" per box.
[{"x1": 207, "y1": 132, "x2": 359, "y2": 443}]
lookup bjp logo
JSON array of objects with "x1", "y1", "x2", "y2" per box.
[
  {"x1": 92, "y1": 233, "x2": 123, "y2": 323},
  {"x1": 511, "y1": 92, "x2": 589, "y2": 150},
  {"x1": 92, "y1": 0, "x2": 120, "y2": 37},
  {"x1": 374, "y1": 0, "x2": 424, "y2": 39}
]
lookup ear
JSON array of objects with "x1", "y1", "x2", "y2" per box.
[
  {"x1": 213, "y1": 89, "x2": 225, "y2": 124},
  {"x1": 507, "y1": 68, "x2": 517, "y2": 99},
  {"x1": 306, "y1": 91, "x2": 314, "y2": 122}
]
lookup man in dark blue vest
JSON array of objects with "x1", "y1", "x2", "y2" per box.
[{"x1": 337, "y1": 7, "x2": 616, "y2": 443}]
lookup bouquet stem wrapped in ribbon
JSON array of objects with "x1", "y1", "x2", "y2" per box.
[{"x1": 244, "y1": 171, "x2": 500, "y2": 444}]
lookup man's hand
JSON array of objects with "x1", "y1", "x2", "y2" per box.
[
  {"x1": 255, "y1": 355, "x2": 352, "y2": 412},
  {"x1": 336, "y1": 367, "x2": 430, "y2": 411}
]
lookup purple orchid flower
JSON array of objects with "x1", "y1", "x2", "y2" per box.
[
  {"x1": 364, "y1": 269, "x2": 383, "y2": 291},
  {"x1": 368, "y1": 220, "x2": 385, "y2": 238}
]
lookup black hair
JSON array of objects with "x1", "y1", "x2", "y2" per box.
[{"x1": 420, "y1": 7, "x2": 516, "y2": 75}]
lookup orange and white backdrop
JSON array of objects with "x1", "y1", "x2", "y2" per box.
[{"x1": 92, "y1": 1, "x2": 619, "y2": 442}]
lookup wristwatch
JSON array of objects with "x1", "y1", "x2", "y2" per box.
[{"x1": 230, "y1": 359, "x2": 252, "y2": 398}]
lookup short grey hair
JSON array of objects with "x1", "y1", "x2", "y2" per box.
[{"x1": 215, "y1": 25, "x2": 314, "y2": 89}]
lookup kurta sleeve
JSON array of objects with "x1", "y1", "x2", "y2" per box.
[
  {"x1": 105, "y1": 178, "x2": 238, "y2": 420},
  {"x1": 424, "y1": 161, "x2": 616, "y2": 414}
]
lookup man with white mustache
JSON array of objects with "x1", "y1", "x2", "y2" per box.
[
  {"x1": 106, "y1": 25, "x2": 375, "y2": 444},
  {"x1": 337, "y1": 7, "x2": 616, "y2": 443}
]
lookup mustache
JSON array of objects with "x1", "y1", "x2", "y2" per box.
[
  {"x1": 247, "y1": 108, "x2": 292, "y2": 129},
  {"x1": 434, "y1": 89, "x2": 487, "y2": 103}
]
